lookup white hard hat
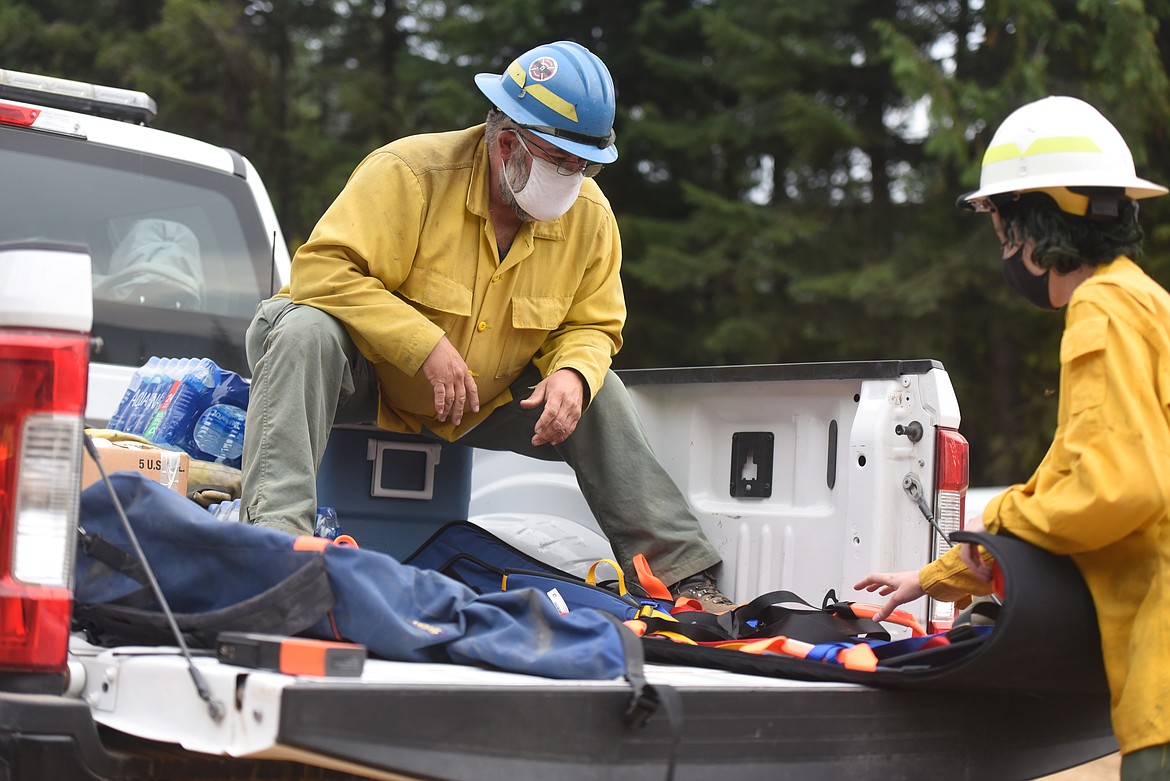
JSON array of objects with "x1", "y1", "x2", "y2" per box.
[{"x1": 960, "y1": 96, "x2": 1167, "y2": 209}]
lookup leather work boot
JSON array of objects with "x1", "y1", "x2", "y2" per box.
[{"x1": 673, "y1": 572, "x2": 734, "y2": 613}]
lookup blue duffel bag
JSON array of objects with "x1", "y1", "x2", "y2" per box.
[{"x1": 73, "y1": 472, "x2": 638, "y2": 683}]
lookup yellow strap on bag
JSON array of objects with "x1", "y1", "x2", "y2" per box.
[
  {"x1": 586, "y1": 558, "x2": 627, "y2": 595},
  {"x1": 587, "y1": 560, "x2": 677, "y2": 621}
]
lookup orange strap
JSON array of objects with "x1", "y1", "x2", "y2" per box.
[
  {"x1": 716, "y1": 637, "x2": 791, "y2": 655},
  {"x1": 632, "y1": 554, "x2": 673, "y2": 600},
  {"x1": 671, "y1": 597, "x2": 704, "y2": 613},
  {"x1": 638, "y1": 623, "x2": 882, "y2": 672},
  {"x1": 846, "y1": 602, "x2": 926, "y2": 637},
  {"x1": 294, "y1": 535, "x2": 330, "y2": 552},
  {"x1": 836, "y1": 643, "x2": 879, "y2": 672},
  {"x1": 761, "y1": 636, "x2": 879, "y2": 671},
  {"x1": 293, "y1": 534, "x2": 360, "y2": 552},
  {"x1": 692, "y1": 635, "x2": 877, "y2": 670}
]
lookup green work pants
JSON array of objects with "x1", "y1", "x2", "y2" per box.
[
  {"x1": 1123, "y1": 744, "x2": 1170, "y2": 781},
  {"x1": 240, "y1": 298, "x2": 720, "y2": 587}
]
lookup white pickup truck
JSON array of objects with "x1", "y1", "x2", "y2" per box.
[{"x1": 0, "y1": 69, "x2": 1116, "y2": 780}]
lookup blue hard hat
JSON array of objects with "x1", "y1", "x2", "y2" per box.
[{"x1": 475, "y1": 41, "x2": 618, "y2": 164}]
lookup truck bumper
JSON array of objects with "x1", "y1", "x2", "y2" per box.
[
  {"x1": 276, "y1": 679, "x2": 1115, "y2": 781},
  {"x1": 0, "y1": 694, "x2": 115, "y2": 781}
]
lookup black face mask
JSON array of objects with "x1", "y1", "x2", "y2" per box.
[{"x1": 1002, "y1": 245, "x2": 1055, "y2": 310}]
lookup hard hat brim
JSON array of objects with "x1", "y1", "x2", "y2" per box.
[
  {"x1": 960, "y1": 172, "x2": 1167, "y2": 206},
  {"x1": 476, "y1": 72, "x2": 619, "y2": 164}
]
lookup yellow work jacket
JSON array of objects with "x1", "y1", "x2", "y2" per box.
[
  {"x1": 921, "y1": 257, "x2": 1170, "y2": 754},
  {"x1": 282, "y1": 125, "x2": 625, "y2": 440}
]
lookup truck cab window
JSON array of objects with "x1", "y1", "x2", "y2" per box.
[{"x1": 0, "y1": 126, "x2": 276, "y2": 374}]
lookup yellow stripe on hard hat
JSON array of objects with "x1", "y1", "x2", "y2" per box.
[
  {"x1": 506, "y1": 61, "x2": 579, "y2": 123},
  {"x1": 983, "y1": 136, "x2": 1103, "y2": 166}
]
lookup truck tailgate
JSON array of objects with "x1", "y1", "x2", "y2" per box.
[{"x1": 63, "y1": 652, "x2": 1113, "y2": 781}]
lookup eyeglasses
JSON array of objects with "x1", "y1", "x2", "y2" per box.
[
  {"x1": 508, "y1": 130, "x2": 604, "y2": 178},
  {"x1": 959, "y1": 193, "x2": 1018, "y2": 213}
]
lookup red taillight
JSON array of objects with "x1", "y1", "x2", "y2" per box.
[
  {"x1": 928, "y1": 427, "x2": 969, "y2": 634},
  {"x1": 936, "y1": 429, "x2": 970, "y2": 494},
  {"x1": 0, "y1": 102, "x2": 39, "y2": 127},
  {"x1": 0, "y1": 328, "x2": 88, "y2": 671}
]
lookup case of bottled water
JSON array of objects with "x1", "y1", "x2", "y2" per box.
[{"x1": 108, "y1": 356, "x2": 250, "y2": 468}]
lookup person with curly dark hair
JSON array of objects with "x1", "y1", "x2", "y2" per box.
[{"x1": 856, "y1": 96, "x2": 1170, "y2": 779}]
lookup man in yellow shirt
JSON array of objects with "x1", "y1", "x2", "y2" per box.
[
  {"x1": 240, "y1": 41, "x2": 729, "y2": 610},
  {"x1": 856, "y1": 96, "x2": 1170, "y2": 778}
]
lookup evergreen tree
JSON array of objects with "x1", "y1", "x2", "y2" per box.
[{"x1": 5, "y1": 0, "x2": 1170, "y2": 485}]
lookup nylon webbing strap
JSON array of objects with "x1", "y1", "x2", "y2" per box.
[
  {"x1": 718, "y1": 589, "x2": 892, "y2": 643},
  {"x1": 73, "y1": 555, "x2": 336, "y2": 649},
  {"x1": 601, "y1": 614, "x2": 680, "y2": 781},
  {"x1": 79, "y1": 528, "x2": 150, "y2": 586}
]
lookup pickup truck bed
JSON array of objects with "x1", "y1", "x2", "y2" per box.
[{"x1": 21, "y1": 532, "x2": 1114, "y2": 781}]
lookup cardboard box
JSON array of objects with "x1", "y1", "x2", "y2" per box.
[{"x1": 82, "y1": 440, "x2": 189, "y2": 495}]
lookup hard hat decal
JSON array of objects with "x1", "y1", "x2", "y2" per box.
[
  {"x1": 528, "y1": 57, "x2": 558, "y2": 82},
  {"x1": 983, "y1": 136, "x2": 1103, "y2": 166},
  {"x1": 476, "y1": 41, "x2": 618, "y2": 163},
  {"x1": 506, "y1": 60, "x2": 579, "y2": 123}
]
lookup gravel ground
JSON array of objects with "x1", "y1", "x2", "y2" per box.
[{"x1": 1040, "y1": 753, "x2": 1119, "y2": 780}]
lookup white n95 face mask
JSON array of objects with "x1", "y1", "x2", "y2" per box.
[{"x1": 504, "y1": 141, "x2": 585, "y2": 222}]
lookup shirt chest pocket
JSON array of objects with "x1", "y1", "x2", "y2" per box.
[
  {"x1": 1059, "y1": 314, "x2": 1109, "y2": 416},
  {"x1": 397, "y1": 267, "x2": 473, "y2": 333},
  {"x1": 495, "y1": 295, "x2": 574, "y2": 379}
]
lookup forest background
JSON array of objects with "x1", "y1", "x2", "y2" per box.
[{"x1": 5, "y1": 0, "x2": 1170, "y2": 488}]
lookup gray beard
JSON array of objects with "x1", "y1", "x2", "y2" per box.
[{"x1": 499, "y1": 156, "x2": 536, "y2": 223}]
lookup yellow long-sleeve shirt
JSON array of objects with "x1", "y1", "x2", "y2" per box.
[
  {"x1": 921, "y1": 257, "x2": 1170, "y2": 754},
  {"x1": 281, "y1": 125, "x2": 625, "y2": 440}
]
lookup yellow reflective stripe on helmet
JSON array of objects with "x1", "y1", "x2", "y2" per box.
[
  {"x1": 983, "y1": 136, "x2": 1103, "y2": 166},
  {"x1": 506, "y1": 60, "x2": 579, "y2": 123}
]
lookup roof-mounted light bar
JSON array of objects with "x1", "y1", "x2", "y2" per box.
[{"x1": 0, "y1": 68, "x2": 157, "y2": 126}]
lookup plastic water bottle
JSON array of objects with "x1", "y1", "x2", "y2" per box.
[
  {"x1": 119, "y1": 357, "x2": 171, "y2": 435},
  {"x1": 314, "y1": 507, "x2": 341, "y2": 540},
  {"x1": 147, "y1": 357, "x2": 218, "y2": 447},
  {"x1": 141, "y1": 357, "x2": 185, "y2": 439},
  {"x1": 191, "y1": 403, "x2": 247, "y2": 461},
  {"x1": 206, "y1": 498, "x2": 241, "y2": 522},
  {"x1": 108, "y1": 356, "x2": 160, "y2": 432}
]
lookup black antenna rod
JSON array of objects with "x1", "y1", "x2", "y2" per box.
[{"x1": 82, "y1": 434, "x2": 225, "y2": 723}]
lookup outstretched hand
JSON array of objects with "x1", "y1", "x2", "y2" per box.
[
  {"x1": 853, "y1": 570, "x2": 925, "y2": 622},
  {"x1": 521, "y1": 369, "x2": 584, "y2": 447},
  {"x1": 421, "y1": 335, "x2": 480, "y2": 425}
]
